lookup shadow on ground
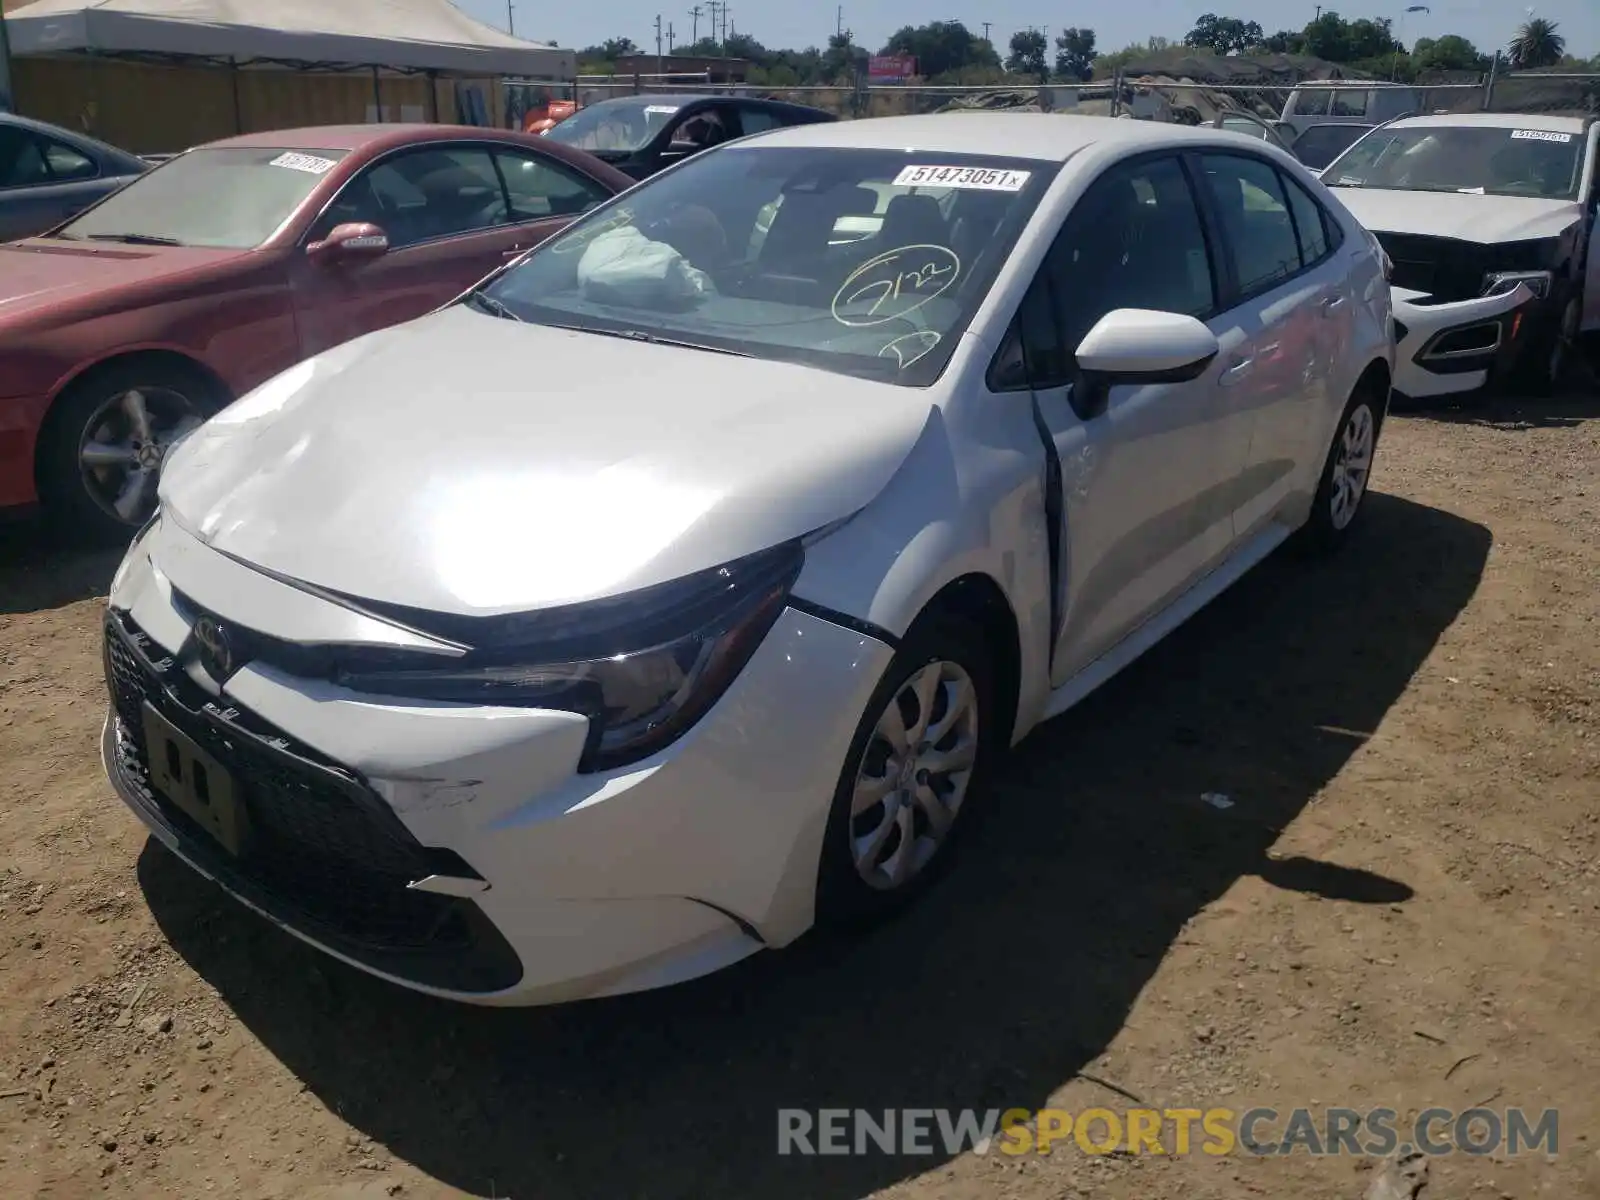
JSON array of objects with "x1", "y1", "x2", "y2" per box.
[
  {"x1": 1393, "y1": 374, "x2": 1600, "y2": 429},
  {"x1": 0, "y1": 516, "x2": 123, "y2": 615},
  {"x1": 140, "y1": 491, "x2": 1490, "y2": 1200}
]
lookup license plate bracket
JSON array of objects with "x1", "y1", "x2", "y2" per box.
[{"x1": 140, "y1": 702, "x2": 249, "y2": 857}]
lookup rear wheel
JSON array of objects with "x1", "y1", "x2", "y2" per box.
[
  {"x1": 1297, "y1": 386, "x2": 1381, "y2": 554},
  {"x1": 37, "y1": 362, "x2": 221, "y2": 542}
]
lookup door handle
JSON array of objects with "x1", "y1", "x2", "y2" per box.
[
  {"x1": 1219, "y1": 356, "x2": 1254, "y2": 386},
  {"x1": 502, "y1": 247, "x2": 526, "y2": 259},
  {"x1": 1320, "y1": 294, "x2": 1347, "y2": 316}
]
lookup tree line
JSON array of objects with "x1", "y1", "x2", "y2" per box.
[{"x1": 575, "y1": 14, "x2": 1597, "y2": 88}]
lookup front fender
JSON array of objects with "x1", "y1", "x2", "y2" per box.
[{"x1": 790, "y1": 390, "x2": 1057, "y2": 744}]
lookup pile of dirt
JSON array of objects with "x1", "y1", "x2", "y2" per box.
[{"x1": 1116, "y1": 51, "x2": 1366, "y2": 84}]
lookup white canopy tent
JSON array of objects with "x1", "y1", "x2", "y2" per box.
[{"x1": 4, "y1": 0, "x2": 574, "y2": 77}]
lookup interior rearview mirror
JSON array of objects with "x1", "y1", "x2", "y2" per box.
[
  {"x1": 1072, "y1": 309, "x2": 1220, "y2": 419},
  {"x1": 307, "y1": 222, "x2": 390, "y2": 264}
]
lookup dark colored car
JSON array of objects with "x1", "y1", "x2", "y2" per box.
[
  {"x1": 0, "y1": 112, "x2": 149, "y2": 241},
  {"x1": 541, "y1": 94, "x2": 837, "y2": 180},
  {"x1": 0, "y1": 124, "x2": 633, "y2": 537},
  {"x1": 1211, "y1": 111, "x2": 1375, "y2": 173}
]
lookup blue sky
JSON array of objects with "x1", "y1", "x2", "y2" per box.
[{"x1": 461, "y1": 0, "x2": 1597, "y2": 60}]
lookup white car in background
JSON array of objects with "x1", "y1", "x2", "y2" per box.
[
  {"x1": 1322, "y1": 112, "x2": 1599, "y2": 398},
  {"x1": 102, "y1": 114, "x2": 1393, "y2": 1006}
]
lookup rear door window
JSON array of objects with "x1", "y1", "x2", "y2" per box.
[
  {"x1": 1281, "y1": 171, "x2": 1332, "y2": 266},
  {"x1": 494, "y1": 149, "x2": 610, "y2": 220},
  {"x1": 0, "y1": 127, "x2": 50, "y2": 188},
  {"x1": 42, "y1": 138, "x2": 99, "y2": 181}
]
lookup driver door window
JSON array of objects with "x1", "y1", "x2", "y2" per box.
[
  {"x1": 1044, "y1": 155, "x2": 1217, "y2": 364},
  {"x1": 992, "y1": 154, "x2": 1217, "y2": 395},
  {"x1": 314, "y1": 145, "x2": 508, "y2": 249}
]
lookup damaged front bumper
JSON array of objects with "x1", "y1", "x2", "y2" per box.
[{"x1": 1391, "y1": 283, "x2": 1535, "y2": 400}]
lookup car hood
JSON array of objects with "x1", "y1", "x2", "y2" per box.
[
  {"x1": 1331, "y1": 187, "x2": 1582, "y2": 245},
  {"x1": 0, "y1": 239, "x2": 247, "y2": 324},
  {"x1": 159, "y1": 305, "x2": 939, "y2": 617}
]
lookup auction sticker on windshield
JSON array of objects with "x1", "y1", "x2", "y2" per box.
[
  {"x1": 893, "y1": 165, "x2": 1032, "y2": 191},
  {"x1": 1510, "y1": 130, "x2": 1573, "y2": 143},
  {"x1": 269, "y1": 152, "x2": 339, "y2": 175},
  {"x1": 644, "y1": 105, "x2": 680, "y2": 115}
]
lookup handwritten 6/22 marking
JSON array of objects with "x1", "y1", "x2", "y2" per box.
[
  {"x1": 832, "y1": 244, "x2": 962, "y2": 328},
  {"x1": 879, "y1": 331, "x2": 942, "y2": 370}
]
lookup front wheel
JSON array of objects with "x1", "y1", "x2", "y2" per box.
[
  {"x1": 1514, "y1": 293, "x2": 1582, "y2": 397},
  {"x1": 1297, "y1": 388, "x2": 1382, "y2": 554},
  {"x1": 816, "y1": 612, "x2": 997, "y2": 926},
  {"x1": 36, "y1": 363, "x2": 221, "y2": 542}
]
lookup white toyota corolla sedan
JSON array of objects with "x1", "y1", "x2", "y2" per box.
[{"x1": 102, "y1": 114, "x2": 1394, "y2": 1005}]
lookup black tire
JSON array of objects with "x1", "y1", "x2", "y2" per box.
[
  {"x1": 1513, "y1": 292, "x2": 1582, "y2": 398},
  {"x1": 36, "y1": 361, "x2": 224, "y2": 544},
  {"x1": 815, "y1": 610, "x2": 999, "y2": 927},
  {"x1": 1297, "y1": 384, "x2": 1384, "y2": 555}
]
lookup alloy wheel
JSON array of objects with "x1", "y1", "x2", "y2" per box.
[
  {"x1": 77, "y1": 387, "x2": 205, "y2": 526},
  {"x1": 849, "y1": 659, "x2": 980, "y2": 891},
  {"x1": 1329, "y1": 402, "x2": 1375, "y2": 532}
]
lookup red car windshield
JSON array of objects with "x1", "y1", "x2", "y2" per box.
[{"x1": 54, "y1": 146, "x2": 350, "y2": 249}]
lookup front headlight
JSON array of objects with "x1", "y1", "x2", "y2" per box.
[
  {"x1": 1482, "y1": 270, "x2": 1551, "y2": 300},
  {"x1": 334, "y1": 541, "x2": 804, "y2": 772}
]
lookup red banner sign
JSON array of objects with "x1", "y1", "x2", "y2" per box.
[{"x1": 868, "y1": 54, "x2": 917, "y2": 80}]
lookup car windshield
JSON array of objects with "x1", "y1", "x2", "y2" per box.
[
  {"x1": 53, "y1": 146, "x2": 349, "y2": 248},
  {"x1": 1293, "y1": 124, "x2": 1373, "y2": 170},
  {"x1": 542, "y1": 99, "x2": 683, "y2": 153},
  {"x1": 476, "y1": 146, "x2": 1055, "y2": 387},
  {"x1": 1322, "y1": 124, "x2": 1584, "y2": 200}
]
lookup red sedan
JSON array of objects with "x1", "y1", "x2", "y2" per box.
[{"x1": 0, "y1": 124, "x2": 634, "y2": 537}]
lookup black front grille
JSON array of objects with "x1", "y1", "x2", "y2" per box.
[
  {"x1": 104, "y1": 612, "x2": 522, "y2": 994},
  {"x1": 1374, "y1": 231, "x2": 1490, "y2": 302}
]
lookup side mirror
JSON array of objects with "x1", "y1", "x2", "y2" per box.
[
  {"x1": 1072, "y1": 309, "x2": 1220, "y2": 419},
  {"x1": 307, "y1": 222, "x2": 389, "y2": 264}
]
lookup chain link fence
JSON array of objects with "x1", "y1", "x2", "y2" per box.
[{"x1": 536, "y1": 70, "x2": 1600, "y2": 127}]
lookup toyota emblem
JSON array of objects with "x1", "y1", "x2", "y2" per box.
[{"x1": 193, "y1": 616, "x2": 234, "y2": 680}]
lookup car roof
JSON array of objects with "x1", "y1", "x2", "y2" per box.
[
  {"x1": 580, "y1": 93, "x2": 828, "y2": 114},
  {"x1": 1387, "y1": 112, "x2": 1588, "y2": 133},
  {"x1": 201, "y1": 124, "x2": 533, "y2": 152},
  {"x1": 740, "y1": 112, "x2": 1255, "y2": 161},
  {"x1": 0, "y1": 110, "x2": 144, "y2": 159}
]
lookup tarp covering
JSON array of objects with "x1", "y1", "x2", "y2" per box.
[{"x1": 5, "y1": 0, "x2": 574, "y2": 76}]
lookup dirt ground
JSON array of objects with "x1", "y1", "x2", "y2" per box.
[{"x1": 0, "y1": 392, "x2": 1596, "y2": 1200}]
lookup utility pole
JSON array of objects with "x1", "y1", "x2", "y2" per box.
[
  {"x1": 837, "y1": 6, "x2": 844, "y2": 37},
  {"x1": 688, "y1": 4, "x2": 701, "y2": 44},
  {"x1": 655, "y1": 13, "x2": 663, "y2": 73},
  {"x1": 982, "y1": 21, "x2": 992, "y2": 44},
  {"x1": 667, "y1": 21, "x2": 675, "y2": 53},
  {"x1": 506, "y1": 0, "x2": 515, "y2": 36}
]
